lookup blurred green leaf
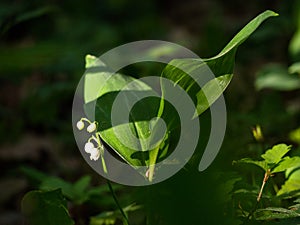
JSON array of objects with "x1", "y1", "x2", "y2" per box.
[
  {"x1": 21, "y1": 166, "x2": 113, "y2": 205},
  {"x1": 254, "y1": 207, "x2": 300, "y2": 220},
  {"x1": 255, "y1": 64, "x2": 300, "y2": 91},
  {"x1": 40, "y1": 176, "x2": 91, "y2": 204},
  {"x1": 289, "y1": 62, "x2": 300, "y2": 75},
  {"x1": 277, "y1": 167, "x2": 300, "y2": 197},
  {"x1": 90, "y1": 203, "x2": 142, "y2": 225},
  {"x1": 290, "y1": 127, "x2": 300, "y2": 144},
  {"x1": 0, "y1": 6, "x2": 57, "y2": 35},
  {"x1": 289, "y1": 1, "x2": 300, "y2": 58},
  {"x1": 22, "y1": 189, "x2": 74, "y2": 225}
]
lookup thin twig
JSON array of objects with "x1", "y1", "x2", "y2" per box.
[
  {"x1": 247, "y1": 170, "x2": 270, "y2": 220},
  {"x1": 257, "y1": 171, "x2": 270, "y2": 202}
]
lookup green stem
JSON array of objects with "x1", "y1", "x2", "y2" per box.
[
  {"x1": 80, "y1": 117, "x2": 92, "y2": 124},
  {"x1": 96, "y1": 134, "x2": 124, "y2": 223},
  {"x1": 247, "y1": 201, "x2": 259, "y2": 220},
  {"x1": 107, "y1": 180, "x2": 131, "y2": 225},
  {"x1": 148, "y1": 146, "x2": 159, "y2": 182},
  {"x1": 101, "y1": 156, "x2": 108, "y2": 174}
]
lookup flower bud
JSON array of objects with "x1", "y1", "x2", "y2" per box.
[
  {"x1": 84, "y1": 142, "x2": 94, "y2": 153},
  {"x1": 87, "y1": 122, "x2": 97, "y2": 133},
  {"x1": 76, "y1": 120, "x2": 84, "y2": 130},
  {"x1": 252, "y1": 125, "x2": 264, "y2": 142}
]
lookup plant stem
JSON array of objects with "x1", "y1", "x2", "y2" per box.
[
  {"x1": 247, "y1": 170, "x2": 270, "y2": 220},
  {"x1": 107, "y1": 180, "x2": 131, "y2": 225},
  {"x1": 98, "y1": 134, "x2": 129, "y2": 224},
  {"x1": 247, "y1": 201, "x2": 259, "y2": 220},
  {"x1": 148, "y1": 146, "x2": 160, "y2": 182},
  {"x1": 257, "y1": 171, "x2": 270, "y2": 202}
]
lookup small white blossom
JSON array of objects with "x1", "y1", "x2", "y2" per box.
[
  {"x1": 87, "y1": 122, "x2": 97, "y2": 133},
  {"x1": 90, "y1": 148, "x2": 100, "y2": 161},
  {"x1": 76, "y1": 120, "x2": 84, "y2": 130},
  {"x1": 84, "y1": 142, "x2": 94, "y2": 153}
]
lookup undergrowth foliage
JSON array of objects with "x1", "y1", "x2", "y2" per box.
[{"x1": 20, "y1": 10, "x2": 300, "y2": 225}]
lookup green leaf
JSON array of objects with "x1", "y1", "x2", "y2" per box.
[
  {"x1": 194, "y1": 74, "x2": 232, "y2": 116},
  {"x1": 89, "y1": 60, "x2": 163, "y2": 169},
  {"x1": 289, "y1": 199, "x2": 300, "y2": 214},
  {"x1": 277, "y1": 167, "x2": 300, "y2": 197},
  {"x1": 289, "y1": 2, "x2": 300, "y2": 58},
  {"x1": 234, "y1": 145, "x2": 296, "y2": 173},
  {"x1": 73, "y1": 176, "x2": 91, "y2": 195},
  {"x1": 290, "y1": 127, "x2": 300, "y2": 144},
  {"x1": 0, "y1": 6, "x2": 57, "y2": 35},
  {"x1": 254, "y1": 207, "x2": 300, "y2": 220},
  {"x1": 20, "y1": 166, "x2": 49, "y2": 182},
  {"x1": 255, "y1": 64, "x2": 300, "y2": 91},
  {"x1": 84, "y1": 56, "x2": 151, "y2": 104},
  {"x1": 37, "y1": 173, "x2": 92, "y2": 204},
  {"x1": 40, "y1": 177, "x2": 74, "y2": 199},
  {"x1": 289, "y1": 62, "x2": 300, "y2": 75},
  {"x1": 22, "y1": 189, "x2": 74, "y2": 225},
  {"x1": 218, "y1": 11, "x2": 278, "y2": 56},
  {"x1": 21, "y1": 167, "x2": 104, "y2": 204},
  {"x1": 262, "y1": 144, "x2": 292, "y2": 166},
  {"x1": 90, "y1": 203, "x2": 141, "y2": 225},
  {"x1": 161, "y1": 10, "x2": 278, "y2": 117},
  {"x1": 234, "y1": 158, "x2": 268, "y2": 171},
  {"x1": 272, "y1": 157, "x2": 300, "y2": 173}
]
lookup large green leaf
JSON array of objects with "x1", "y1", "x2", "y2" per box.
[
  {"x1": 21, "y1": 189, "x2": 74, "y2": 225},
  {"x1": 161, "y1": 10, "x2": 278, "y2": 117},
  {"x1": 85, "y1": 56, "x2": 165, "y2": 173}
]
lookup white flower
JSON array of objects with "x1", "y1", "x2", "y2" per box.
[
  {"x1": 84, "y1": 142, "x2": 94, "y2": 153},
  {"x1": 76, "y1": 120, "x2": 84, "y2": 130},
  {"x1": 90, "y1": 148, "x2": 100, "y2": 161},
  {"x1": 87, "y1": 122, "x2": 97, "y2": 133}
]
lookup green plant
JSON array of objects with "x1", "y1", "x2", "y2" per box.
[
  {"x1": 232, "y1": 142, "x2": 300, "y2": 224},
  {"x1": 81, "y1": 10, "x2": 277, "y2": 182},
  {"x1": 21, "y1": 10, "x2": 281, "y2": 225}
]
